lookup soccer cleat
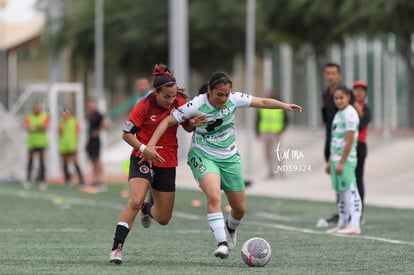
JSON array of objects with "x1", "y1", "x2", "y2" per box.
[
  {"x1": 38, "y1": 182, "x2": 47, "y2": 191},
  {"x1": 225, "y1": 220, "x2": 237, "y2": 250},
  {"x1": 140, "y1": 198, "x2": 152, "y2": 228},
  {"x1": 109, "y1": 248, "x2": 122, "y2": 265},
  {"x1": 22, "y1": 181, "x2": 32, "y2": 189},
  {"x1": 326, "y1": 213, "x2": 339, "y2": 224},
  {"x1": 65, "y1": 181, "x2": 71, "y2": 189},
  {"x1": 214, "y1": 243, "x2": 229, "y2": 259},
  {"x1": 326, "y1": 225, "x2": 346, "y2": 234},
  {"x1": 337, "y1": 225, "x2": 361, "y2": 235}
]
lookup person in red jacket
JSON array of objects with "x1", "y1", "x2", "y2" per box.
[
  {"x1": 352, "y1": 80, "x2": 371, "y2": 222},
  {"x1": 109, "y1": 64, "x2": 203, "y2": 265}
]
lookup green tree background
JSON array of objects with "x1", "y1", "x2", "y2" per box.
[{"x1": 47, "y1": 0, "x2": 414, "y2": 127}]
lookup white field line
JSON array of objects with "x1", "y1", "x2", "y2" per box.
[
  {"x1": 2, "y1": 189, "x2": 414, "y2": 246},
  {"x1": 0, "y1": 228, "x2": 86, "y2": 233},
  {"x1": 255, "y1": 211, "x2": 298, "y2": 222}
]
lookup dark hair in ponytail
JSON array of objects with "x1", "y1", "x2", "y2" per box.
[
  {"x1": 208, "y1": 72, "x2": 232, "y2": 90},
  {"x1": 152, "y1": 64, "x2": 176, "y2": 91},
  {"x1": 198, "y1": 83, "x2": 208, "y2": 95}
]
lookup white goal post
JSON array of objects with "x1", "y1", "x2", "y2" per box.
[
  {"x1": 0, "y1": 82, "x2": 85, "y2": 182},
  {"x1": 47, "y1": 82, "x2": 85, "y2": 179}
]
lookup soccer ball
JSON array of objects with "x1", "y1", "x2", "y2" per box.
[{"x1": 241, "y1": 237, "x2": 272, "y2": 267}]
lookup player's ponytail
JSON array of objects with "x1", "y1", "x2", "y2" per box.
[{"x1": 152, "y1": 64, "x2": 176, "y2": 91}]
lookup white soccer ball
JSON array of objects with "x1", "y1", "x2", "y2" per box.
[{"x1": 241, "y1": 237, "x2": 272, "y2": 267}]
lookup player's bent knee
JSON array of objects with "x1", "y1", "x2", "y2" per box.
[
  {"x1": 127, "y1": 199, "x2": 143, "y2": 211},
  {"x1": 207, "y1": 196, "x2": 221, "y2": 208},
  {"x1": 232, "y1": 205, "x2": 246, "y2": 217},
  {"x1": 156, "y1": 214, "x2": 172, "y2": 225}
]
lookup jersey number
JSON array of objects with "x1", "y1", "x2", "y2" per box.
[{"x1": 189, "y1": 157, "x2": 203, "y2": 168}]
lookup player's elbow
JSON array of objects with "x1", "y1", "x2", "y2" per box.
[{"x1": 122, "y1": 132, "x2": 133, "y2": 143}]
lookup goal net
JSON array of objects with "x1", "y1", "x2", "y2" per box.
[{"x1": 0, "y1": 83, "x2": 85, "y2": 183}]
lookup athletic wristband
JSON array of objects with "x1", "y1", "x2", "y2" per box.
[{"x1": 139, "y1": 144, "x2": 147, "y2": 153}]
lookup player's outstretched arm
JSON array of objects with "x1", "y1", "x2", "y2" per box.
[
  {"x1": 147, "y1": 114, "x2": 179, "y2": 148},
  {"x1": 251, "y1": 97, "x2": 303, "y2": 112}
]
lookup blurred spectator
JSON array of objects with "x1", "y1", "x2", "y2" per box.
[
  {"x1": 255, "y1": 89, "x2": 288, "y2": 178},
  {"x1": 322, "y1": 63, "x2": 343, "y2": 162},
  {"x1": 352, "y1": 80, "x2": 371, "y2": 222},
  {"x1": 24, "y1": 102, "x2": 49, "y2": 190},
  {"x1": 86, "y1": 97, "x2": 111, "y2": 191},
  {"x1": 58, "y1": 107, "x2": 85, "y2": 189},
  {"x1": 135, "y1": 76, "x2": 153, "y2": 103},
  {"x1": 321, "y1": 62, "x2": 344, "y2": 224}
]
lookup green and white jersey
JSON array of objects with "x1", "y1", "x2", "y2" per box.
[
  {"x1": 330, "y1": 105, "x2": 359, "y2": 163},
  {"x1": 172, "y1": 92, "x2": 252, "y2": 159}
]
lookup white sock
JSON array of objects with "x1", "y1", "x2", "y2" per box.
[
  {"x1": 337, "y1": 191, "x2": 349, "y2": 227},
  {"x1": 348, "y1": 186, "x2": 362, "y2": 227},
  {"x1": 227, "y1": 213, "x2": 241, "y2": 231},
  {"x1": 117, "y1": 222, "x2": 129, "y2": 229},
  {"x1": 207, "y1": 212, "x2": 226, "y2": 244}
]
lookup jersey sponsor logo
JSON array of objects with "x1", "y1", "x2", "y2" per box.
[
  {"x1": 139, "y1": 165, "x2": 150, "y2": 174},
  {"x1": 206, "y1": 118, "x2": 223, "y2": 132},
  {"x1": 221, "y1": 106, "x2": 230, "y2": 116},
  {"x1": 123, "y1": 120, "x2": 134, "y2": 132},
  {"x1": 150, "y1": 115, "x2": 157, "y2": 122}
]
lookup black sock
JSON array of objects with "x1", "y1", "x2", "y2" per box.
[
  {"x1": 74, "y1": 163, "x2": 85, "y2": 185},
  {"x1": 63, "y1": 161, "x2": 70, "y2": 182},
  {"x1": 27, "y1": 158, "x2": 33, "y2": 181},
  {"x1": 142, "y1": 201, "x2": 153, "y2": 218},
  {"x1": 39, "y1": 158, "x2": 45, "y2": 182},
  {"x1": 112, "y1": 224, "x2": 130, "y2": 251}
]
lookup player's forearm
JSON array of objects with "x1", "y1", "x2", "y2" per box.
[
  {"x1": 252, "y1": 97, "x2": 287, "y2": 109},
  {"x1": 122, "y1": 132, "x2": 144, "y2": 151},
  {"x1": 339, "y1": 132, "x2": 354, "y2": 165},
  {"x1": 147, "y1": 118, "x2": 173, "y2": 146}
]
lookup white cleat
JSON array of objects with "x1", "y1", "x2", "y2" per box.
[
  {"x1": 38, "y1": 182, "x2": 47, "y2": 191},
  {"x1": 225, "y1": 221, "x2": 237, "y2": 250},
  {"x1": 337, "y1": 225, "x2": 361, "y2": 235},
  {"x1": 109, "y1": 248, "x2": 122, "y2": 265},
  {"x1": 22, "y1": 181, "x2": 32, "y2": 189},
  {"x1": 214, "y1": 244, "x2": 229, "y2": 259}
]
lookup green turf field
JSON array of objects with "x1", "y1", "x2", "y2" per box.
[{"x1": 1, "y1": 183, "x2": 413, "y2": 275}]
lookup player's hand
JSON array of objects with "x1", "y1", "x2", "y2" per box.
[
  {"x1": 140, "y1": 145, "x2": 165, "y2": 163},
  {"x1": 284, "y1": 103, "x2": 303, "y2": 112},
  {"x1": 189, "y1": 115, "x2": 208, "y2": 127},
  {"x1": 335, "y1": 163, "x2": 343, "y2": 175},
  {"x1": 325, "y1": 163, "x2": 330, "y2": 175}
]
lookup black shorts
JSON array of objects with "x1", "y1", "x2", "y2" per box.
[
  {"x1": 29, "y1": 148, "x2": 46, "y2": 153},
  {"x1": 128, "y1": 154, "x2": 176, "y2": 192},
  {"x1": 86, "y1": 138, "x2": 101, "y2": 159}
]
